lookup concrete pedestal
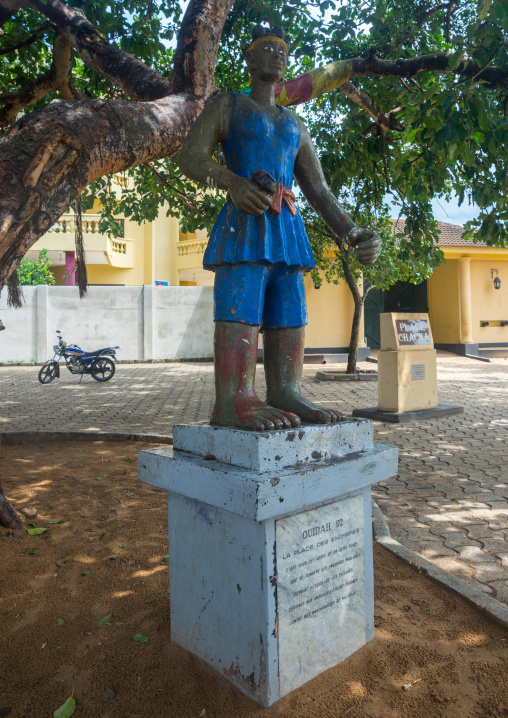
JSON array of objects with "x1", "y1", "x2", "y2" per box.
[{"x1": 139, "y1": 421, "x2": 398, "y2": 707}]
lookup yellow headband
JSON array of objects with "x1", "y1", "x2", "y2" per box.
[{"x1": 247, "y1": 36, "x2": 288, "y2": 54}]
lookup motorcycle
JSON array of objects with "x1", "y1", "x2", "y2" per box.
[{"x1": 38, "y1": 330, "x2": 119, "y2": 384}]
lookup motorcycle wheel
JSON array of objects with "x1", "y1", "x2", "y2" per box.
[
  {"x1": 38, "y1": 362, "x2": 58, "y2": 384},
  {"x1": 91, "y1": 357, "x2": 115, "y2": 382}
]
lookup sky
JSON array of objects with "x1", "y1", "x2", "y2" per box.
[{"x1": 431, "y1": 197, "x2": 478, "y2": 226}]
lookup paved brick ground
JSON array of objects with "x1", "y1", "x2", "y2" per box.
[{"x1": 1, "y1": 352, "x2": 507, "y2": 603}]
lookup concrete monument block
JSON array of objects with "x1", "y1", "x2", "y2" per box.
[
  {"x1": 378, "y1": 313, "x2": 438, "y2": 413},
  {"x1": 139, "y1": 420, "x2": 398, "y2": 707}
]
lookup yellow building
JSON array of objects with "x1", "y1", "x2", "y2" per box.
[
  {"x1": 364, "y1": 221, "x2": 508, "y2": 358},
  {"x1": 28, "y1": 189, "x2": 508, "y2": 359},
  {"x1": 28, "y1": 182, "x2": 364, "y2": 357}
]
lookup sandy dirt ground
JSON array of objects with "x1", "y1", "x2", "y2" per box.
[{"x1": 1, "y1": 440, "x2": 507, "y2": 718}]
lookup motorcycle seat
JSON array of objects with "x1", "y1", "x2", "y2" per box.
[{"x1": 83, "y1": 348, "x2": 115, "y2": 357}]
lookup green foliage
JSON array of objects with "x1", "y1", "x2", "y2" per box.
[
  {"x1": 2, "y1": 0, "x2": 508, "y2": 250},
  {"x1": 16, "y1": 248, "x2": 56, "y2": 286}
]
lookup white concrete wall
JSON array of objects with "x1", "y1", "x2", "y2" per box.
[{"x1": 0, "y1": 285, "x2": 214, "y2": 363}]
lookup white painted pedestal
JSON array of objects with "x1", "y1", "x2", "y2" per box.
[{"x1": 139, "y1": 420, "x2": 398, "y2": 707}]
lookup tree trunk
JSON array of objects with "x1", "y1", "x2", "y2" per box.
[
  {"x1": 0, "y1": 482, "x2": 23, "y2": 530},
  {"x1": 338, "y1": 244, "x2": 364, "y2": 375},
  {"x1": 0, "y1": 93, "x2": 204, "y2": 288},
  {"x1": 0, "y1": 0, "x2": 234, "y2": 292}
]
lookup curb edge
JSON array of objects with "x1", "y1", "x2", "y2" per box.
[
  {"x1": 371, "y1": 500, "x2": 508, "y2": 628},
  {"x1": 0, "y1": 430, "x2": 173, "y2": 445}
]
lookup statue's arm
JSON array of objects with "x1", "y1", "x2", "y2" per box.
[
  {"x1": 294, "y1": 118, "x2": 382, "y2": 265},
  {"x1": 178, "y1": 94, "x2": 272, "y2": 216}
]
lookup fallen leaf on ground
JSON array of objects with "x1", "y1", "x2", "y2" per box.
[
  {"x1": 97, "y1": 614, "x2": 112, "y2": 627},
  {"x1": 133, "y1": 634, "x2": 148, "y2": 642},
  {"x1": 53, "y1": 690, "x2": 75, "y2": 718},
  {"x1": 118, "y1": 544, "x2": 127, "y2": 548},
  {"x1": 27, "y1": 527, "x2": 48, "y2": 535},
  {"x1": 81, "y1": 571, "x2": 91, "y2": 576},
  {"x1": 57, "y1": 619, "x2": 64, "y2": 625}
]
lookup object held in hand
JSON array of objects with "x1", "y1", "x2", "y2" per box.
[
  {"x1": 251, "y1": 170, "x2": 297, "y2": 217},
  {"x1": 251, "y1": 169, "x2": 278, "y2": 196}
]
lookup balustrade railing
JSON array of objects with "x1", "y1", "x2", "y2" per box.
[{"x1": 49, "y1": 214, "x2": 125, "y2": 238}]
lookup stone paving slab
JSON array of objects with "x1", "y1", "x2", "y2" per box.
[{"x1": 1, "y1": 352, "x2": 508, "y2": 604}]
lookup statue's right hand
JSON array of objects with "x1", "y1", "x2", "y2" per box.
[{"x1": 228, "y1": 177, "x2": 273, "y2": 215}]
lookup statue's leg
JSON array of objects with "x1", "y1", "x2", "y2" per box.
[
  {"x1": 210, "y1": 321, "x2": 301, "y2": 431},
  {"x1": 264, "y1": 326, "x2": 347, "y2": 423}
]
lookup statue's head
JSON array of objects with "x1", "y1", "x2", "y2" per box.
[{"x1": 242, "y1": 25, "x2": 288, "y2": 83}]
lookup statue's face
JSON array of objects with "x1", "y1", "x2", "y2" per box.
[{"x1": 246, "y1": 40, "x2": 288, "y2": 83}]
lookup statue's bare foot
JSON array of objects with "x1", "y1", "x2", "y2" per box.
[
  {"x1": 267, "y1": 391, "x2": 347, "y2": 424},
  {"x1": 210, "y1": 397, "x2": 301, "y2": 431}
]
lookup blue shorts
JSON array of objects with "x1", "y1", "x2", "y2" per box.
[{"x1": 214, "y1": 263, "x2": 307, "y2": 329}]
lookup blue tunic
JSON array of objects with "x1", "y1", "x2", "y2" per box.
[{"x1": 203, "y1": 92, "x2": 316, "y2": 271}]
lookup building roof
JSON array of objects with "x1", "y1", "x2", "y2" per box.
[{"x1": 391, "y1": 219, "x2": 487, "y2": 248}]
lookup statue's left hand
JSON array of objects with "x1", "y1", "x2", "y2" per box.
[{"x1": 347, "y1": 227, "x2": 382, "y2": 266}]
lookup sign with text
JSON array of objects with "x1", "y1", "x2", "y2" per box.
[
  {"x1": 411, "y1": 363, "x2": 426, "y2": 381},
  {"x1": 276, "y1": 495, "x2": 366, "y2": 694},
  {"x1": 395, "y1": 318, "x2": 431, "y2": 346}
]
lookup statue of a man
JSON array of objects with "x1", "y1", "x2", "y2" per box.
[{"x1": 179, "y1": 25, "x2": 381, "y2": 431}]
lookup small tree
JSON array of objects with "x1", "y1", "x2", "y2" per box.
[
  {"x1": 16, "y1": 248, "x2": 55, "y2": 286},
  {"x1": 305, "y1": 209, "x2": 443, "y2": 374}
]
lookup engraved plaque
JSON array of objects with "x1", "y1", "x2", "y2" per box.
[
  {"x1": 411, "y1": 363, "x2": 426, "y2": 381},
  {"x1": 276, "y1": 495, "x2": 366, "y2": 694},
  {"x1": 395, "y1": 318, "x2": 431, "y2": 346}
]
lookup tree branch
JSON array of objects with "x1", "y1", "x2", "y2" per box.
[
  {"x1": 144, "y1": 162, "x2": 203, "y2": 214},
  {"x1": 417, "y1": 0, "x2": 458, "y2": 28},
  {"x1": 169, "y1": 0, "x2": 235, "y2": 97},
  {"x1": 26, "y1": 0, "x2": 173, "y2": 101},
  {"x1": 0, "y1": 32, "x2": 82, "y2": 126},
  {"x1": 0, "y1": 19, "x2": 52, "y2": 54},
  {"x1": 0, "y1": 0, "x2": 234, "y2": 291},
  {"x1": 351, "y1": 52, "x2": 508, "y2": 89},
  {"x1": 0, "y1": 0, "x2": 25, "y2": 29},
  {"x1": 340, "y1": 80, "x2": 405, "y2": 132}
]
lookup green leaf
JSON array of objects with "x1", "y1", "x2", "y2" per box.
[
  {"x1": 27, "y1": 527, "x2": 48, "y2": 535},
  {"x1": 435, "y1": 124, "x2": 458, "y2": 147},
  {"x1": 493, "y1": 1, "x2": 508, "y2": 27},
  {"x1": 53, "y1": 690, "x2": 75, "y2": 718},
  {"x1": 448, "y1": 49, "x2": 464, "y2": 71},
  {"x1": 81, "y1": 570, "x2": 91, "y2": 576},
  {"x1": 57, "y1": 618, "x2": 64, "y2": 625},
  {"x1": 46, "y1": 520, "x2": 65, "y2": 524},
  {"x1": 423, "y1": 82, "x2": 441, "y2": 98},
  {"x1": 94, "y1": 477, "x2": 103, "y2": 481},
  {"x1": 97, "y1": 614, "x2": 112, "y2": 627},
  {"x1": 133, "y1": 634, "x2": 148, "y2": 642},
  {"x1": 161, "y1": 556, "x2": 169, "y2": 563},
  {"x1": 478, "y1": 0, "x2": 492, "y2": 21},
  {"x1": 118, "y1": 544, "x2": 127, "y2": 548}
]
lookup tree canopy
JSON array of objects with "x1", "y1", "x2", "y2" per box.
[{"x1": 0, "y1": 0, "x2": 507, "y2": 293}]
